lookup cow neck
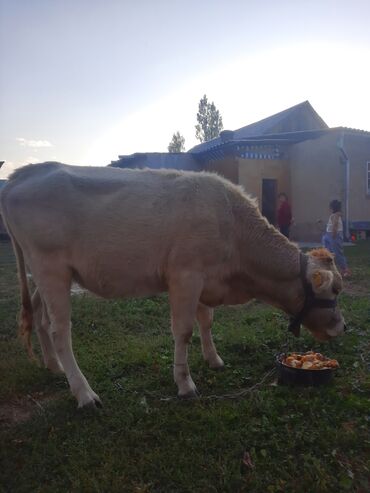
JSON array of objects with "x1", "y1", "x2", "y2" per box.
[
  {"x1": 236, "y1": 221, "x2": 305, "y2": 315},
  {"x1": 239, "y1": 219, "x2": 301, "y2": 282}
]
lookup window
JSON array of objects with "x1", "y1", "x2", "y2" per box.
[{"x1": 367, "y1": 162, "x2": 370, "y2": 195}]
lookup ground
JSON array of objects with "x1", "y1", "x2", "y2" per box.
[{"x1": 0, "y1": 240, "x2": 369, "y2": 493}]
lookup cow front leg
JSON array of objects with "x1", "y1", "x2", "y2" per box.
[
  {"x1": 196, "y1": 303, "x2": 224, "y2": 369},
  {"x1": 52, "y1": 323, "x2": 102, "y2": 409},
  {"x1": 169, "y1": 273, "x2": 203, "y2": 398}
]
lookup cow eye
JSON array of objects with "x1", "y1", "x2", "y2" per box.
[{"x1": 332, "y1": 287, "x2": 339, "y2": 295}]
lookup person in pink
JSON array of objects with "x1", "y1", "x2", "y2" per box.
[{"x1": 277, "y1": 193, "x2": 292, "y2": 238}]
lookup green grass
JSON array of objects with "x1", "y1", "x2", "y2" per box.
[{"x1": 0, "y1": 240, "x2": 369, "y2": 493}]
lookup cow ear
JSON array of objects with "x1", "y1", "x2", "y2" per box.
[{"x1": 311, "y1": 270, "x2": 334, "y2": 293}]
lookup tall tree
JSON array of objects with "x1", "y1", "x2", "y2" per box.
[
  {"x1": 168, "y1": 131, "x2": 185, "y2": 152},
  {"x1": 195, "y1": 94, "x2": 224, "y2": 142}
]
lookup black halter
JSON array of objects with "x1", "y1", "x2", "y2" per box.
[{"x1": 288, "y1": 252, "x2": 337, "y2": 337}]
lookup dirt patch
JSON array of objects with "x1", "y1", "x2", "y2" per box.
[{"x1": 0, "y1": 392, "x2": 58, "y2": 427}]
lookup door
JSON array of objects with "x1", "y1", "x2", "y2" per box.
[{"x1": 261, "y1": 178, "x2": 277, "y2": 225}]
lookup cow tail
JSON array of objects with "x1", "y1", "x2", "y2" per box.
[
  {"x1": 13, "y1": 238, "x2": 35, "y2": 360},
  {"x1": 2, "y1": 218, "x2": 35, "y2": 360}
]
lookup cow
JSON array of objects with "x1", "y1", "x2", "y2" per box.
[{"x1": 0, "y1": 162, "x2": 345, "y2": 408}]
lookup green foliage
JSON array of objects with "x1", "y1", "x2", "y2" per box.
[
  {"x1": 167, "y1": 131, "x2": 185, "y2": 153},
  {"x1": 195, "y1": 94, "x2": 224, "y2": 142},
  {"x1": 1, "y1": 241, "x2": 369, "y2": 492}
]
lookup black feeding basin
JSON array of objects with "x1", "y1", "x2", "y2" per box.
[{"x1": 276, "y1": 353, "x2": 338, "y2": 387}]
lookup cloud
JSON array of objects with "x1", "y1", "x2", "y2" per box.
[
  {"x1": 16, "y1": 137, "x2": 53, "y2": 148},
  {"x1": 26, "y1": 157, "x2": 40, "y2": 163}
]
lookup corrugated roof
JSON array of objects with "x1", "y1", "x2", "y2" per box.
[
  {"x1": 192, "y1": 129, "x2": 329, "y2": 162},
  {"x1": 110, "y1": 152, "x2": 201, "y2": 171},
  {"x1": 332, "y1": 126, "x2": 370, "y2": 137}
]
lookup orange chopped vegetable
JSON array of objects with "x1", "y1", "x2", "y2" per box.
[{"x1": 281, "y1": 352, "x2": 339, "y2": 370}]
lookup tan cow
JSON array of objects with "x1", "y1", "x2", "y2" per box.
[{"x1": 0, "y1": 162, "x2": 345, "y2": 408}]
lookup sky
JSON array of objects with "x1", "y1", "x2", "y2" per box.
[{"x1": 1, "y1": 0, "x2": 370, "y2": 179}]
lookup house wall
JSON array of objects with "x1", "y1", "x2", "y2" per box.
[
  {"x1": 206, "y1": 157, "x2": 290, "y2": 223},
  {"x1": 341, "y1": 133, "x2": 370, "y2": 224},
  {"x1": 289, "y1": 132, "x2": 344, "y2": 241},
  {"x1": 237, "y1": 158, "x2": 290, "y2": 207},
  {"x1": 205, "y1": 156, "x2": 289, "y2": 230},
  {"x1": 289, "y1": 131, "x2": 370, "y2": 240},
  {"x1": 204, "y1": 157, "x2": 239, "y2": 184}
]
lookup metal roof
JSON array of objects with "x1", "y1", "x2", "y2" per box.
[{"x1": 192, "y1": 129, "x2": 330, "y2": 162}]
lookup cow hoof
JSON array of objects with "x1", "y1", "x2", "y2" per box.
[
  {"x1": 95, "y1": 397, "x2": 103, "y2": 408},
  {"x1": 77, "y1": 389, "x2": 103, "y2": 410},
  {"x1": 178, "y1": 389, "x2": 199, "y2": 400},
  {"x1": 79, "y1": 397, "x2": 103, "y2": 411},
  {"x1": 208, "y1": 356, "x2": 225, "y2": 370},
  {"x1": 93, "y1": 396, "x2": 103, "y2": 408}
]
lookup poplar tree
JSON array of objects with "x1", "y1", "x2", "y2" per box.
[
  {"x1": 168, "y1": 131, "x2": 185, "y2": 152},
  {"x1": 195, "y1": 94, "x2": 223, "y2": 142}
]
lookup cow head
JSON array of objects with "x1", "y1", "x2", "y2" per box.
[{"x1": 301, "y1": 248, "x2": 345, "y2": 341}]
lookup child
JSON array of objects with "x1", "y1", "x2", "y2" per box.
[{"x1": 322, "y1": 200, "x2": 350, "y2": 277}]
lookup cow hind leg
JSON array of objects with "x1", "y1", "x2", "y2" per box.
[
  {"x1": 32, "y1": 288, "x2": 64, "y2": 374},
  {"x1": 196, "y1": 303, "x2": 224, "y2": 370},
  {"x1": 33, "y1": 268, "x2": 101, "y2": 408},
  {"x1": 169, "y1": 272, "x2": 203, "y2": 398}
]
